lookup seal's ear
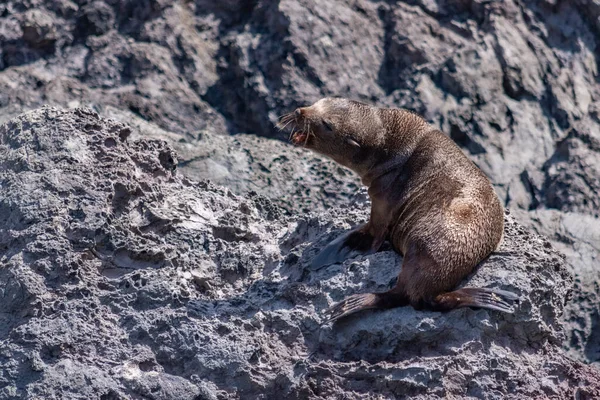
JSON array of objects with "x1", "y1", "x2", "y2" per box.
[{"x1": 346, "y1": 138, "x2": 361, "y2": 148}]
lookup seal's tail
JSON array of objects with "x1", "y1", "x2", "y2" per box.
[{"x1": 432, "y1": 287, "x2": 519, "y2": 313}]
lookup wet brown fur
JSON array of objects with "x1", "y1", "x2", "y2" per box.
[{"x1": 279, "y1": 97, "x2": 510, "y2": 319}]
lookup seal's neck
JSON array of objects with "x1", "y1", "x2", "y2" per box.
[
  {"x1": 360, "y1": 109, "x2": 433, "y2": 187},
  {"x1": 361, "y1": 156, "x2": 406, "y2": 187}
]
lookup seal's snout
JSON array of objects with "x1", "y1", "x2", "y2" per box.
[{"x1": 277, "y1": 106, "x2": 312, "y2": 147}]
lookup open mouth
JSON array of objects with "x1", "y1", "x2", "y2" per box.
[
  {"x1": 277, "y1": 112, "x2": 312, "y2": 147},
  {"x1": 291, "y1": 131, "x2": 309, "y2": 146}
]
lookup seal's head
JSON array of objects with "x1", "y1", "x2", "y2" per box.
[{"x1": 277, "y1": 97, "x2": 386, "y2": 175}]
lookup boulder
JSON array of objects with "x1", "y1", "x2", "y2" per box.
[
  {"x1": 1, "y1": 107, "x2": 599, "y2": 399},
  {"x1": 0, "y1": 0, "x2": 599, "y2": 373}
]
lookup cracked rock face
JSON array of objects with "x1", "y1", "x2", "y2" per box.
[
  {"x1": 1, "y1": 107, "x2": 600, "y2": 399},
  {"x1": 2, "y1": 0, "x2": 599, "y2": 213},
  {"x1": 1, "y1": 0, "x2": 599, "y2": 214}
]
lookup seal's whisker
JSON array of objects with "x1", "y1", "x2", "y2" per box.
[
  {"x1": 284, "y1": 117, "x2": 296, "y2": 129},
  {"x1": 276, "y1": 113, "x2": 295, "y2": 130},
  {"x1": 276, "y1": 121, "x2": 288, "y2": 131},
  {"x1": 278, "y1": 118, "x2": 294, "y2": 132},
  {"x1": 304, "y1": 124, "x2": 312, "y2": 146},
  {"x1": 303, "y1": 120, "x2": 310, "y2": 146},
  {"x1": 277, "y1": 111, "x2": 293, "y2": 121}
]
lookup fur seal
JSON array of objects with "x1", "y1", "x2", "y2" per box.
[{"x1": 278, "y1": 97, "x2": 518, "y2": 321}]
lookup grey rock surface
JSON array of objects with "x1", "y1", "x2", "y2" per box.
[
  {"x1": 1, "y1": 0, "x2": 599, "y2": 215},
  {"x1": 101, "y1": 107, "x2": 365, "y2": 216},
  {"x1": 0, "y1": 0, "x2": 598, "y2": 213},
  {"x1": 1, "y1": 0, "x2": 599, "y2": 386},
  {"x1": 513, "y1": 208, "x2": 600, "y2": 365},
  {"x1": 2, "y1": 107, "x2": 600, "y2": 399}
]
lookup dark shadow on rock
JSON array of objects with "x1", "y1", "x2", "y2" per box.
[
  {"x1": 200, "y1": 0, "x2": 304, "y2": 138},
  {"x1": 585, "y1": 310, "x2": 600, "y2": 363}
]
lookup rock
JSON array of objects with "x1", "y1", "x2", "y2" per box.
[
  {"x1": 1, "y1": 107, "x2": 599, "y2": 399},
  {"x1": 99, "y1": 106, "x2": 365, "y2": 215},
  {"x1": 513, "y1": 208, "x2": 600, "y2": 366},
  {"x1": 20, "y1": 9, "x2": 60, "y2": 49},
  {"x1": 0, "y1": 0, "x2": 599, "y2": 377},
  {"x1": 0, "y1": 0, "x2": 598, "y2": 217},
  {"x1": 0, "y1": 0, "x2": 597, "y2": 210},
  {"x1": 540, "y1": 128, "x2": 600, "y2": 217},
  {"x1": 75, "y1": 1, "x2": 115, "y2": 37}
]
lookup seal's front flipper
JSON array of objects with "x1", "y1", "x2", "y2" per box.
[
  {"x1": 431, "y1": 288, "x2": 519, "y2": 313},
  {"x1": 310, "y1": 226, "x2": 376, "y2": 270},
  {"x1": 324, "y1": 293, "x2": 379, "y2": 322}
]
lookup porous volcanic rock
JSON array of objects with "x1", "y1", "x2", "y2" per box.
[
  {"x1": 1, "y1": 0, "x2": 600, "y2": 380},
  {"x1": 99, "y1": 107, "x2": 365, "y2": 216},
  {"x1": 513, "y1": 208, "x2": 600, "y2": 366},
  {"x1": 1, "y1": 107, "x2": 599, "y2": 399}
]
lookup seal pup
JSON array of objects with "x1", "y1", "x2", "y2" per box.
[{"x1": 278, "y1": 97, "x2": 517, "y2": 321}]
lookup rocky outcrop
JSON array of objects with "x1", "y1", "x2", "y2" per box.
[
  {"x1": 1, "y1": 0, "x2": 599, "y2": 372},
  {"x1": 111, "y1": 108, "x2": 365, "y2": 215},
  {"x1": 514, "y1": 208, "x2": 600, "y2": 365},
  {"x1": 1, "y1": 0, "x2": 599, "y2": 214},
  {"x1": 1, "y1": 107, "x2": 599, "y2": 399}
]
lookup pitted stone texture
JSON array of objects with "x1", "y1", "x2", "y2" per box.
[
  {"x1": 1, "y1": 3, "x2": 598, "y2": 344},
  {"x1": 0, "y1": 107, "x2": 599, "y2": 399}
]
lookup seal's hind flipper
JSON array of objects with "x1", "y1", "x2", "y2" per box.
[
  {"x1": 324, "y1": 293, "x2": 379, "y2": 322},
  {"x1": 432, "y1": 287, "x2": 519, "y2": 313}
]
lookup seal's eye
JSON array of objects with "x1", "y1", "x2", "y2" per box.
[{"x1": 322, "y1": 120, "x2": 334, "y2": 132}]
